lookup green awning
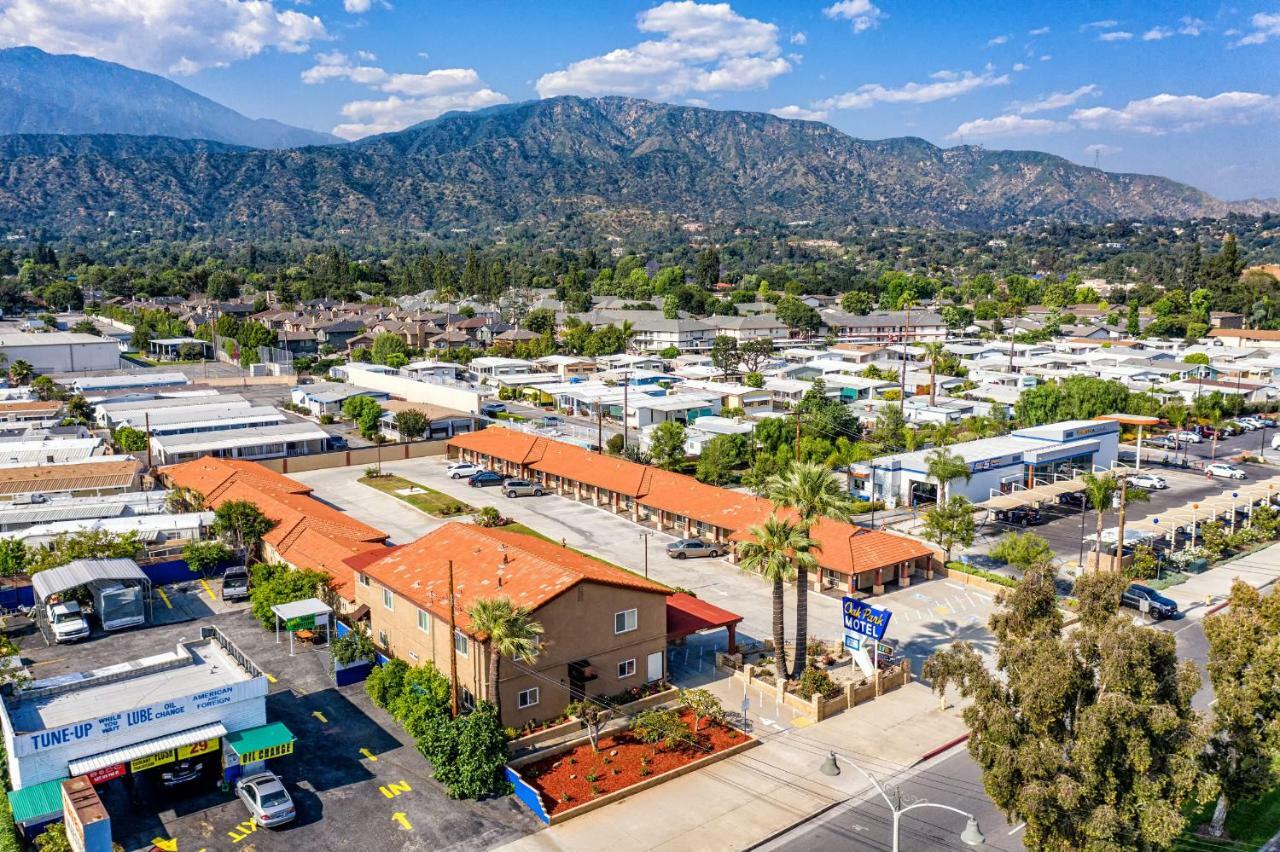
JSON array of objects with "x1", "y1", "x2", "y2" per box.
[
  {"x1": 226, "y1": 722, "x2": 295, "y2": 763},
  {"x1": 8, "y1": 777, "x2": 67, "y2": 825}
]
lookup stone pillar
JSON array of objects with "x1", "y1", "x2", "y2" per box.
[
  {"x1": 872, "y1": 567, "x2": 885, "y2": 595},
  {"x1": 898, "y1": 561, "x2": 912, "y2": 588}
]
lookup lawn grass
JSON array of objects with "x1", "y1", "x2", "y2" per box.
[
  {"x1": 359, "y1": 474, "x2": 476, "y2": 518},
  {"x1": 1181, "y1": 780, "x2": 1280, "y2": 849}
]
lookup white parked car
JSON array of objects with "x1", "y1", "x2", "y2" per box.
[
  {"x1": 1206, "y1": 463, "x2": 1247, "y2": 480},
  {"x1": 1272, "y1": 434, "x2": 1280, "y2": 450},
  {"x1": 446, "y1": 461, "x2": 482, "y2": 479},
  {"x1": 1127, "y1": 474, "x2": 1168, "y2": 490},
  {"x1": 1172, "y1": 431, "x2": 1203, "y2": 444},
  {"x1": 235, "y1": 771, "x2": 296, "y2": 828},
  {"x1": 1238, "y1": 417, "x2": 1265, "y2": 428}
]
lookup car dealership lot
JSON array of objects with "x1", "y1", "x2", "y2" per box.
[{"x1": 12, "y1": 609, "x2": 538, "y2": 852}]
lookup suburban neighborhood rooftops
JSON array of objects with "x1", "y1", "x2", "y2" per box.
[{"x1": 0, "y1": 458, "x2": 140, "y2": 496}]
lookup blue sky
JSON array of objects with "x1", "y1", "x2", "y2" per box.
[{"x1": 2, "y1": 0, "x2": 1277, "y2": 199}]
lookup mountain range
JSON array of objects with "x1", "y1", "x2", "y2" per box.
[
  {"x1": 0, "y1": 47, "x2": 338, "y2": 149},
  {"x1": 0, "y1": 48, "x2": 1261, "y2": 240}
]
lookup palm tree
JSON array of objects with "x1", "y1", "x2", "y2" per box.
[
  {"x1": 921, "y1": 342, "x2": 947, "y2": 406},
  {"x1": 924, "y1": 447, "x2": 970, "y2": 506},
  {"x1": 1081, "y1": 472, "x2": 1119, "y2": 570},
  {"x1": 619, "y1": 320, "x2": 636, "y2": 353},
  {"x1": 931, "y1": 421, "x2": 958, "y2": 448},
  {"x1": 765, "y1": 462, "x2": 854, "y2": 678},
  {"x1": 896, "y1": 294, "x2": 918, "y2": 411},
  {"x1": 466, "y1": 597, "x2": 544, "y2": 717},
  {"x1": 736, "y1": 515, "x2": 814, "y2": 682},
  {"x1": 7, "y1": 359, "x2": 32, "y2": 386}
]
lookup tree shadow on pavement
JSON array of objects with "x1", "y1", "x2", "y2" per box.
[{"x1": 899, "y1": 619, "x2": 996, "y2": 688}]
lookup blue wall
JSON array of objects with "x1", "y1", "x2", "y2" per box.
[
  {"x1": 505, "y1": 767, "x2": 550, "y2": 824},
  {"x1": 0, "y1": 583, "x2": 33, "y2": 610}
]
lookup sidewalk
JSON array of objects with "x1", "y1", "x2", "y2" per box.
[
  {"x1": 1161, "y1": 542, "x2": 1280, "y2": 618},
  {"x1": 496, "y1": 682, "x2": 967, "y2": 852}
]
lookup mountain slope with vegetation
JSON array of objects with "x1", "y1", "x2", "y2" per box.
[{"x1": 0, "y1": 95, "x2": 1231, "y2": 239}]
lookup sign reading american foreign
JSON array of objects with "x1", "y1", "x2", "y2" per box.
[{"x1": 842, "y1": 598, "x2": 892, "y2": 641}]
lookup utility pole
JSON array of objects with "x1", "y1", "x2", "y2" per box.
[
  {"x1": 144, "y1": 412, "x2": 152, "y2": 470},
  {"x1": 620, "y1": 369, "x2": 632, "y2": 451},
  {"x1": 639, "y1": 530, "x2": 652, "y2": 578},
  {"x1": 447, "y1": 559, "x2": 459, "y2": 718},
  {"x1": 596, "y1": 401, "x2": 604, "y2": 453}
]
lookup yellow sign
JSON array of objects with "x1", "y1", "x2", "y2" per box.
[
  {"x1": 178, "y1": 738, "x2": 219, "y2": 759},
  {"x1": 131, "y1": 750, "x2": 175, "y2": 772},
  {"x1": 237, "y1": 740, "x2": 293, "y2": 764}
]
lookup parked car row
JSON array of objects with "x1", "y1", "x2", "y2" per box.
[{"x1": 446, "y1": 461, "x2": 547, "y2": 497}]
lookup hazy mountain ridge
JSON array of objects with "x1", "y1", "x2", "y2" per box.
[
  {"x1": 0, "y1": 46, "x2": 339, "y2": 149},
  {"x1": 0, "y1": 94, "x2": 1244, "y2": 239}
]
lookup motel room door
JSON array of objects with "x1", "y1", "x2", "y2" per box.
[{"x1": 646, "y1": 651, "x2": 664, "y2": 683}]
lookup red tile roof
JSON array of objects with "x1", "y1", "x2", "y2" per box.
[
  {"x1": 357, "y1": 522, "x2": 667, "y2": 635},
  {"x1": 667, "y1": 593, "x2": 743, "y2": 640},
  {"x1": 160, "y1": 457, "x2": 390, "y2": 600},
  {"x1": 450, "y1": 427, "x2": 934, "y2": 575}
]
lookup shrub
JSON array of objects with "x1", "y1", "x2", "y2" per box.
[
  {"x1": 473, "y1": 506, "x2": 503, "y2": 527},
  {"x1": 182, "y1": 540, "x2": 234, "y2": 575},
  {"x1": 249, "y1": 566, "x2": 331, "y2": 629},
  {"x1": 796, "y1": 667, "x2": 840, "y2": 700},
  {"x1": 630, "y1": 708, "x2": 693, "y2": 750},
  {"x1": 365, "y1": 659, "x2": 410, "y2": 710},
  {"x1": 606, "y1": 434, "x2": 625, "y2": 454},
  {"x1": 319, "y1": 413, "x2": 335, "y2": 424},
  {"x1": 417, "y1": 701, "x2": 511, "y2": 799},
  {"x1": 945, "y1": 561, "x2": 1017, "y2": 588},
  {"x1": 330, "y1": 625, "x2": 376, "y2": 668}
]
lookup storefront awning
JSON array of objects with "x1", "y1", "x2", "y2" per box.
[
  {"x1": 7, "y1": 777, "x2": 67, "y2": 825},
  {"x1": 67, "y1": 722, "x2": 227, "y2": 776},
  {"x1": 226, "y1": 722, "x2": 295, "y2": 763}
]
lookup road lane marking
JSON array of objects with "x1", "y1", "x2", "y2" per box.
[
  {"x1": 380, "y1": 780, "x2": 412, "y2": 798},
  {"x1": 360, "y1": 747, "x2": 379, "y2": 761},
  {"x1": 156, "y1": 587, "x2": 172, "y2": 609},
  {"x1": 152, "y1": 838, "x2": 177, "y2": 851},
  {"x1": 200, "y1": 579, "x2": 217, "y2": 601},
  {"x1": 312, "y1": 710, "x2": 328, "y2": 724},
  {"x1": 392, "y1": 812, "x2": 413, "y2": 830},
  {"x1": 263, "y1": 672, "x2": 277, "y2": 683},
  {"x1": 1009, "y1": 822, "x2": 1026, "y2": 835}
]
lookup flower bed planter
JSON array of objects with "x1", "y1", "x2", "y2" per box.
[
  {"x1": 507, "y1": 710, "x2": 757, "y2": 825},
  {"x1": 506, "y1": 686, "x2": 679, "y2": 755}
]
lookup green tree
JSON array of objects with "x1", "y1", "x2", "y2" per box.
[
  {"x1": 343, "y1": 394, "x2": 385, "y2": 440},
  {"x1": 182, "y1": 540, "x2": 235, "y2": 574},
  {"x1": 648, "y1": 421, "x2": 688, "y2": 471},
  {"x1": 1202, "y1": 581, "x2": 1280, "y2": 837},
  {"x1": 212, "y1": 500, "x2": 278, "y2": 554},
  {"x1": 392, "y1": 408, "x2": 429, "y2": 441},
  {"x1": 840, "y1": 291, "x2": 874, "y2": 315},
  {"x1": 775, "y1": 296, "x2": 821, "y2": 336},
  {"x1": 990, "y1": 531, "x2": 1054, "y2": 573},
  {"x1": 709, "y1": 335, "x2": 740, "y2": 379},
  {"x1": 371, "y1": 332, "x2": 409, "y2": 365},
  {"x1": 924, "y1": 568, "x2": 1210, "y2": 851},
  {"x1": 736, "y1": 515, "x2": 812, "y2": 681},
  {"x1": 765, "y1": 462, "x2": 853, "y2": 678},
  {"x1": 924, "y1": 447, "x2": 970, "y2": 505},
  {"x1": 165, "y1": 486, "x2": 205, "y2": 514},
  {"x1": 869, "y1": 404, "x2": 907, "y2": 452},
  {"x1": 27, "y1": 530, "x2": 142, "y2": 573},
  {"x1": 679, "y1": 687, "x2": 726, "y2": 733},
  {"x1": 631, "y1": 707, "x2": 694, "y2": 750},
  {"x1": 113, "y1": 426, "x2": 148, "y2": 452},
  {"x1": 69, "y1": 318, "x2": 99, "y2": 336},
  {"x1": 922, "y1": 496, "x2": 976, "y2": 562},
  {"x1": 0, "y1": 539, "x2": 27, "y2": 577},
  {"x1": 738, "y1": 337, "x2": 774, "y2": 372},
  {"x1": 34, "y1": 822, "x2": 72, "y2": 852},
  {"x1": 695, "y1": 434, "x2": 749, "y2": 485},
  {"x1": 1183, "y1": 352, "x2": 1211, "y2": 365},
  {"x1": 1126, "y1": 302, "x2": 1141, "y2": 336},
  {"x1": 419, "y1": 701, "x2": 511, "y2": 799},
  {"x1": 7, "y1": 359, "x2": 32, "y2": 386},
  {"x1": 465, "y1": 597, "x2": 543, "y2": 716},
  {"x1": 524, "y1": 308, "x2": 557, "y2": 335},
  {"x1": 1081, "y1": 472, "x2": 1118, "y2": 569},
  {"x1": 921, "y1": 341, "x2": 947, "y2": 406},
  {"x1": 249, "y1": 563, "x2": 331, "y2": 629}
]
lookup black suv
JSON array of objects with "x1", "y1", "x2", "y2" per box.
[
  {"x1": 1121, "y1": 584, "x2": 1179, "y2": 619},
  {"x1": 994, "y1": 507, "x2": 1043, "y2": 526}
]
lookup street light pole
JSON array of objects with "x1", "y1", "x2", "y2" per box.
[
  {"x1": 819, "y1": 752, "x2": 984, "y2": 852},
  {"x1": 639, "y1": 530, "x2": 652, "y2": 579}
]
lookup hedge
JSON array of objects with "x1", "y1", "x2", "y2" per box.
[{"x1": 945, "y1": 561, "x2": 1018, "y2": 588}]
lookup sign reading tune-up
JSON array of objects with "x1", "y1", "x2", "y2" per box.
[{"x1": 842, "y1": 598, "x2": 892, "y2": 641}]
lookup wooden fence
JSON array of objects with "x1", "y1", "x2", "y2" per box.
[{"x1": 254, "y1": 439, "x2": 449, "y2": 474}]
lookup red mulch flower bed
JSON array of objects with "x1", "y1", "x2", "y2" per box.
[{"x1": 521, "y1": 711, "x2": 748, "y2": 815}]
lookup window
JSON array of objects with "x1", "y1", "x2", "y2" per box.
[
  {"x1": 460, "y1": 686, "x2": 475, "y2": 711},
  {"x1": 614, "y1": 608, "x2": 638, "y2": 634},
  {"x1": 454, "y1": 630, "x2": 468, "y2": 656},
  {"x1": 517, "y1": 687, "x2": 539, "y2": 709},
  {"x1": 377, "y1": 630, "x2": 388, "y2": 647},
  {"x1": 618, "y1": 658, "x2": 636, "y2": 679},
  {"x1": 417, "y1": 609, "x2": 430, "y2": 633},
  {"x1": 382, "y1": 588, "x2": 394, "y2": 610},
  {"x1": 357, "y1": 573, "x2": 370, "y2": 587}
]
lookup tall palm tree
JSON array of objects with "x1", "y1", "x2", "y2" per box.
[
  {"x1": 921, "y1": 342, "x2": 947, "y2": 406},
  {"x1": 7, "y1": 359, "x2": 32, "y2": 386},
  {"x1": 765, "y1": 462, "x2": 854, "y2": 678},
  {"x1": 619, "y1": 319, "x2": 636, "y2": 353},
  {"x1": 924, "y1": 447, "x2": 970, "y2": 506},
  {"x1": 736, "y1": 515, "x2": 813, "y2": 682},
  {"x1": 466, "y1": 597, "x2": 543, "y2": 716},
  {"x1": 896, "y1": 294, "x2": 918, "y2": 412},
  {"x1": 1081, "y1": 472, "x2": 1118, "y2": 570}
]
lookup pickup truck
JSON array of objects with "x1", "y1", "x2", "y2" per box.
[
  {"x1": 48, "y1": 600, "x2": 90, "y2": 643},
  {"x1": 222, "y1": 566, "x2": 251, "y2": 602}
]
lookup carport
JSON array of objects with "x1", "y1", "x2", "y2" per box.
[
  {"x1": 1125, "y1": 475, "x2": 1280, "y2": 554},
  {"x1": 1094, "y1": 414, "x2": 1161, "y2": 471},
  {"x1": 666, "y1": 593, "x2": 743, "y2": 653},
  {"x1": 271, "y1": 598, "x2": 332, "y2": 656},
  {"x1": 30, "y1": 558, "x2": 152, "y2": 638}
]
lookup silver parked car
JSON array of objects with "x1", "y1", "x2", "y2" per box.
[
  {"x1": 666, "y1": 538, "x2": 722, "y2": 559},
  {"x1": 503, "y1": 478, "x2": 546, "y2": 498},
  {"x1": 235, "y1": 771, "x2": 296, "y2": 828}
]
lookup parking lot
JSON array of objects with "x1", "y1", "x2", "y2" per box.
[{"x1": 11, "y1": 596, "x2": 539, "y2": 852}]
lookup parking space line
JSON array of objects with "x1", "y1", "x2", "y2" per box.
[
  {"x1": 156, "y1": 587, "x2": 172, "y2": 609},
  {"x1": 199, "y1": 579, "x2": 217, "y2": 601},
  {"x1": 263, "y1": 672, "x2": 277, "y2": 683}
]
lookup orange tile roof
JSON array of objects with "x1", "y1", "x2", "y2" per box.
[
  {"x1": 358, "y1": 522, "x2": 667, "y2": 634},
  {"x1": 0, "y1": 400, "x2": 62, "y2": 414},
  {"x1": 1210, "y1": 328, "x2": 1280, "y2": 341},
  {"x1": 159, "y1": 456, "x2": 389, "y2": 600},
  {"x1": 449, "y1": 427, "x2": 935, "y2": 575}
]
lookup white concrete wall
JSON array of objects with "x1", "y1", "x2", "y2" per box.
[
  {"x1": 344, "y1": 365, "x2": 485, "y2": 415},
  {"x1": 0, "y1": 341, "x2": 121, "y2": 374}
]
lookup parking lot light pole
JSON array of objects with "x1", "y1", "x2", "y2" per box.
[
  {"x1": 639, "y1": 530, "x2": 652, "y2": 579},
  {"x1": 819, "y1": 752, "x2": 985, "y2": 852}
]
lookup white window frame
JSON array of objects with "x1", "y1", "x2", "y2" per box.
[
  {"x1": 357, "y1": 573, "x2": 370, "y2": 587},
  {"x1": 618, "y1": 658, "x2": 636, "y2": 679},
  {"x1": 382, "y1": 587, "x2": 394, "y2": 610},
  {"x1": 454, "y1": 630, "x2": 468, "y2": 656},
  {"x1": 377, "y1": 630, "x2": 388, "y2": 647},
  {"x1": 517, "y1": 687, "x2": 540, "y2": 709},
  {"x1": 614, "y1": 608, "x2": 638, "y2": 635},
  {"x1": 417, "y1": 608, "x2": 430, "y2": 633}
]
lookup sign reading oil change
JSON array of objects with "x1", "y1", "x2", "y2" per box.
[{"x1": 237, "y1": 740, "x2": 293, "y2": 764}]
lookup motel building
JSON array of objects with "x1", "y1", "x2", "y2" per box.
[{"x1": 1, "y1": 629, "x2": 295, "y2": 840}]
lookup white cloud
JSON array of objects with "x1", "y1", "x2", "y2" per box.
[
  {"x1": 344, "y1": 0, "x2": 372, "y2": 12},
  {"x1": 790, "y1": 31, "x2": 807, "y2": 45},
  {"x1": 0, "y1": 0, "x2": 326, "y2": 74},
  {"x1": 1084, "y1": 143, "x2": 1122, "y2": 158},
  {"x1": 303, "y1": 52, "x2": 508, "y2": 139},
  {"x1": 770, "y1": 104, "x2": 829, "y2": 121},
  {"x1": 1012, "y1": 62, "x2": 1028, "y2": 71},
  {"x1": 1015, "y1": 84, "x2": 1100, "y2": 114},
  {"x1": 815, "y1": 68, "x2": 1009, "y2": 110},
  {"x1": 355, "y1": 50, "x2": 378, "y2": 62},
  {"x1": 986, "y1": 34, "x2": 1009, "y2": 46},
  {"x1": 1071, "y1": 91, "x2": 1280, "y2": 134},
  {"x1": 1237, "y1": 12, "x2": 1280, "y2": 45},
  {"x1": 1028, "y1": 26, "x2": 1050, "y2": 36},
  {"x1": 1081, "y1": 19, "x2": 1119, "y2": 30},
  {"x1": 949, "y1": 114, "x2": 1071, "y2": 140},
  {"x1": 686, "y1": 97, "x2": 711, "y2": 107},
  {"x1": 1178, "y1": 16, "x2": 1206, "y2": 36},
  {"x1": 535, "y1": 2, "x2": 791, "y2": 98},
  {"x1": 1098, "y1": 31, "x2": 1132, "y2": 42},
  {"x1": 1040, "y1": 54, "x2": 1052, "y2": 61},
  {"x1": 823, "y1": 0, "x2": 884, "y2": 33},
  {"x1": 1142, "y1": 26, "x2": 1174, "y2": 41}
]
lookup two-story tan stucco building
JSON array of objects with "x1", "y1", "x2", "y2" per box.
[{"x1": 352, "y1": 522, "x2": 669, "y2": 729}]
